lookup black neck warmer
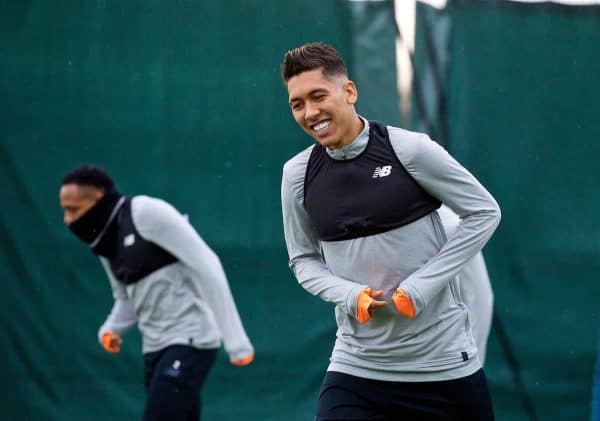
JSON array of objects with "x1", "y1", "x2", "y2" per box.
[{"x1": 69, "y1": 189, "x2": 125, "y2": 258}]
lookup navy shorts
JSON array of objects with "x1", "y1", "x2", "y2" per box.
[
  {"x1": 316, "y1": 369, "x2": 495, "y2": 420},
  {"x1": 142, "y1": 345, "x2": 218, "y2": 421}
]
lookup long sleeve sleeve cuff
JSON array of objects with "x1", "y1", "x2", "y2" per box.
[
  {"x1": 345, "y1": 284, "x2": 369, "y2": 319},
  {"x1": 226, "y1": 342, "x2": 255, "y2": 363}
]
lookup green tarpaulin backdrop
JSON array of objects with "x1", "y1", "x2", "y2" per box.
[
  {"x1": 446, "y1": 3, "x2": 599, "y2": 420},
  {"x1": 1, "y1": 1, "x2": 598, "y2": 419}
]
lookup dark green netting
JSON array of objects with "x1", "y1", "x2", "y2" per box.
[
  {"x1": 445, "y1": 2, "x2": 600, "y2": 420},
  {"x1": 0, "y1": 1, "x2": 354, "y2": 419},
  {"x1": 2, "y1": 0, "x2": 598, "y2": 419}
]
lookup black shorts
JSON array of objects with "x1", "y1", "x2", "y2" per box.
[
  {"x1": 142, "y1": 345, "x2": 218, "y2": 421},
  {"x1": 316, "y1": 369, "x2": 495, "y2": 421}
]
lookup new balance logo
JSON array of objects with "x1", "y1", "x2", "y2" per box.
[
  {"x1": 124, "y1": 233, "x2": 135, "y2": 247},
  {"x1": 372, "y1": 165, "x2": 392, "y2": 178},
  {"x1": 165, "y1": 359, "x2": 182, "y2": 378}
]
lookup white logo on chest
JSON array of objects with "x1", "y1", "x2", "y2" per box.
[
  {"x1": 372, "y1": 165, "x2": 392, "y2": 178},
  {"x1": 123, "y1": 233, "x2": 135, "y2": 247}
]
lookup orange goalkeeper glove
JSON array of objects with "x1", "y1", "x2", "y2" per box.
[
  {"x1": 231, "y1": 354, "x2": 254, "y2": 366},
  {"x1": 101, "y1": 332, "x2": 122, "y2": 353},
  {"x1": 356, "y1": 287, "x2": 388, "y2": 323},
  {"x1": 392, "y1": 288, "x2": 416, "y2": 318}
]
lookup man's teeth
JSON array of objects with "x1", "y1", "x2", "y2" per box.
[{"x1": 313, "y1": 121, "x2": 331, "y2": 132}]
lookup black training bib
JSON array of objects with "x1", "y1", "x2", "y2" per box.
[
  {"x1": 303, "y1": 121, "x2": 441, "y2": 241},
  {"x1": 108, "y1": 198, "x2": 178, "y2": 284}
]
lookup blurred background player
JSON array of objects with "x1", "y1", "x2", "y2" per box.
[
  {"x1": 437, "y1": 204, "x2": 494, "y2": 364},
  {"x1": 59, "y1": 164, "x2": 254, "y2": 421},
  {"x1": 280, "y1": 42, "x2": 500, "y2": 420}
]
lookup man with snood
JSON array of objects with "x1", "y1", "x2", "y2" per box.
[
  {"x1": 59, "y1": 164, "x2": 254, "y2": 421},
  {"x1": 280, "y1": 42, "x2": 501, "y2": 420}
]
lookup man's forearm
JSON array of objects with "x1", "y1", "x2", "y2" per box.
[{"x1": 291, "y1": 255, "x2": 366, "y2": 317}]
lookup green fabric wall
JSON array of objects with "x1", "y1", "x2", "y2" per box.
[
  {"x1": 446, "y1": 2, "x2": 600, "y2": 420},
  {"x1": 3, "y1": 0, "x2": 598, "y2": 420},
  {"x1": 0, "y1": 1, "x2": 356, "y2": 419},
  {"x1": 348, "y1": 0, "x2": 401, "y2": 127}
]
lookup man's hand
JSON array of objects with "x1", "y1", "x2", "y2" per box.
[
  {"x1": 101, "y1": 332, "x2": 122, "y2": 353},
  {"x1": 392, "y1": 288, "x2": 416, "y2": 318},
  {"x1": 356, "y1": 288, "x2": 388, "y2": 323},
  {"x1": 231, "y1": 354, "x2": 254, "y2": 367}
]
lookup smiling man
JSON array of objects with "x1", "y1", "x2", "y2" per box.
[
  {"x1": 280, "y1": 42, "x2": 501, "y2": 420},
  {"x1": 59, "y1": 164, "x2": 254, "y2": 421}
]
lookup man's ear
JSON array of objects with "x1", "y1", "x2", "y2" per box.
[
  {"x1": 344, "y1": 80, "x2": 358, "y2": 105},
  {"x1": 93, "y1": 188, "x2": 105, "y2": 201}
]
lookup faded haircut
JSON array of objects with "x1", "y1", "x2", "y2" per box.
[
  {"x1": 281, "y1": 42, "x2": 348, "y2": 84},
  {"x1": 62, "y1": 164, "x2": 115, "y2": 192}
]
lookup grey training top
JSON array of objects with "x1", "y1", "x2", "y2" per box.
[
  {"x1": 281, "y1": 117, "x2": 500, "y2": 382},
  {"x1": 438, "y1": 204, "x2": 494, "y2": 364},
  {"x1": 98, "y1": 195, "x2": 254, "y2": 360}
]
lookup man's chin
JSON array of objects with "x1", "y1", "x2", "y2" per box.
[
  {"x1": 304, "y1": 129, "x2": 341, "y2": 149},
  {"x1": 317, "y1": 138, "x2": 342, "y2": 150}
]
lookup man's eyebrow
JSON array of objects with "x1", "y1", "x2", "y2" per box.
[{"x1": 289, "y1": 88, "x2": 328, "y2": 104}]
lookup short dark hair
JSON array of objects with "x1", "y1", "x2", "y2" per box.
[
  {"x1": 62, "y1": 164, "x2": 115, "y2": 192},
  {"x1": 281, "y1": 42, "x2": 348, "y2": 83}
]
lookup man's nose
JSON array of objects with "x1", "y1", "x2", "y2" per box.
[{"x1": 305, "y1": 101, "x2": 319, "y2": 121}]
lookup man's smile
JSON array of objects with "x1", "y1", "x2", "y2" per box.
[{"x1": 311, "y1": 119, "x2": 331, "y2": 135}]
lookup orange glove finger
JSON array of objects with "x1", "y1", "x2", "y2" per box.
[
  {"x1": 369, "y1": 289, "x2": 384, "y2": 299},
  {"x1": 101, "y1": 332, "x2": 121, "y2": 353},
  {"x1": 392, "y1": 288, "x2": 416, "y2": 318},
  {"x1": 231, "y1": 354, "x2": 254, "y2": 366},
  {"x1": 356, "y1": 288, "x2": 374, "y2": 324}
]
